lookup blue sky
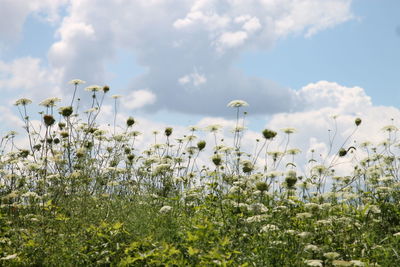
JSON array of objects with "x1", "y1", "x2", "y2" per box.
[{"x1": 0, "y1": 0, "x2": 399, "y2": 145}]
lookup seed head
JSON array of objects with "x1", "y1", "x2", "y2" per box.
[
  {"x1": 262, "y1": 129, "x2": 277, "y2": 140},
  {"x1": 165, "y1": 127, "x2": 173, "y2": 137},
  {"x1": 126, "y1": 116, "x2": 135, "y2": 127},
  {"x1": 212, "y1": 154, "x2": 222, "y2": 166},
  {"x1": 338, "y1": 148, "x2": 347, "y2": 157},
  {"x1": 102, "y1": 85, "x2": 110, "y2": 93},
  {"x1": 43, "y1": 114, "x2": 55, "y2": 126},
  {"x1": 355, "y1": 118, "x2": 362, "y2": 126},
  {"x1": 197, "y1": 140, "x2": 206, "y2": 151},
  {"x1": 285, "y1": 170, "x2": 297, "y2": 188},
  {"x1": 59, "y1": 106, "x2": 73, "y2": 117}
]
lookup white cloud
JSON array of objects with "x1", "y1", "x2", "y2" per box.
[
  {"x1": 267, "y1": 81, "x2": 400, "y2": 175},
  {"x1": 217, "y1": 31, "x2": 248, "y2": 50},
  {"x1": 40, "y1": 0, "x2": 354, "y2": 115},
  {"x1": 120, "y1": 89, "x2": 156, "y2": 110},
  {"x1": 0, "y1": 0, "x2": 68, "y2": 44},
  {"x1": 0, "y1": 57, "x2": 63, "y2": 100},
  {"x1": 179, "y1": 71, "x2": 207, "y2": 87}
]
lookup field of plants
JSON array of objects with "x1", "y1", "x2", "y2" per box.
[{"x1": 1, "y1": 80, "x2": 399, "y2": 266}]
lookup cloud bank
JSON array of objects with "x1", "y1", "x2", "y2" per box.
[{"x1": 42, "y1": 0, "x2": 354, "y2": 115}]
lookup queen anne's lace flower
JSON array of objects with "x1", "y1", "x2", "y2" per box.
[{"x1": 227, "y1": 100, "x2": 249, "y2": 107}]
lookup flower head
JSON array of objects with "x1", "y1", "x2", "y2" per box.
[
  {"x1": 14, "y1": 98, "x2": 32, "y2": 106},
  {"x1": 40, "y1": 97, "x2": 61, "y2": 107},
  {"x1": 227, "y1": 100, "x2": 249, "y2": 108},
  {"x1": 85, "y1": 85, "x2": 101, "y2": 92},
  {"x1": 68, "y1": 79, "x2": 86, "y2": 85}
]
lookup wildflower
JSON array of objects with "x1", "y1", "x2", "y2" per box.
[
  {"x1": 332, "y1": 260, "x2": 352, "y2": 266},
  {"x1": 197, "y1": 140, "x2": 206, "y2": 151},
  {"x1": 59, "y1": 106, "x2": 73, "y2": 117},
  {"x1": 304, "y1": 244, "x2": 319, "y2": 252},
  {"x1": 393, "y1": 232, "x2": 400, "y2": 237},
  {"x1": 126, "y1": 117, "x2": 135, "y2": 127},
  {"x1": 304, "y1": 260, "x2": 323, "y2": 267},
  {"x1": 212, "y1": 154, "x2": 222, "y2": 166},
  {"x1": 287, "y1": 148, "x2": 301, "y2": 155},
  {"x1": 249, "y1": 203, "x2": 268, "y2": 213},
  {"x1": 350, "y1": 260, "x2": 365, "y2": 266},
  {"x1": 338, "y1": 148, "x2": 347, "y2": 157},
  {"x1": 242, "y1": 160, "x2": 254, "y2": 173},
  {"x1": 165, "y1": 127, "x2": 173, "y2": 137},
  {"x1": 262, "y1": 129, "x2": 277, "y2": 140},
  {"x1": 382, "y1": 125, "x2": 398, "y2": 132},
  {"x1": 298, "y1": 232, "x2": 312, "y2": 239},
  {"x1": 14, "y1": 98, "x2": 32, "y2": 106},
  {"x1": 261, "y1": 224, "x2": 279, "y2": 232},
  {"x1": 255, "y1": 181, "x2": 268, "y2": 192},
  {"x1": 205, "y1": 124, "x2": 222, "y2": 132},
  {"x1": 282, "y1": 127, "x2": 297, "y2": 134},
  {"x1": 1, "y1": 254, "x2": 18, "y2": 260},
  {"x1": 85, "y1": 85, "x2": 101, "y2": 92},
  {"x1": 85, "y1": 107, "x2": 99, "y2": 113},
  {"x1": 68, "y1": 79, "x2": 85, "y2": 85},
  {"x1": 227, "y1": 100, "x2": 249, "y2": 108},
  {"x1": 112, "y1": 94, "x2": 122, "y2": 99},
  {"x1": 246, "y1": 215, "x2": 269, "y2": 223},
  {"x1": 296, "y1": 212, "x2": 312, "y2": 219},
  {"x1": 159, "y1": 205, "x2": 172, "y2": 214},
  {"x1": 43, "y1": 114, "x2": 55, "y2": 126},
  {"x1": 324, "y1": 252, "x2": 340, "y2": 260},
  {"x1": 285, "y1": 170, "x2": 297, "y2": 188},
  {"x1": 40, "y1": 97, "x2": 61, "y2": 107}
]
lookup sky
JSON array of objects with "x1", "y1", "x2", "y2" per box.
[{"x1": 0, "y1": 0, "x2": 400, "y2": 173}]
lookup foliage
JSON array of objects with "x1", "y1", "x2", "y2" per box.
[{"x1": 1, "y1": 81, "x2": 400, "y2": 266}]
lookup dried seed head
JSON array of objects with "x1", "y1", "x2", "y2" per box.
[
  {"x1": 165, "y1": 127, "x2": 173, "y2": 137},
  {"x1": 197, "y1": 140, "x2": 206, "y2": 151},
  {"x1": 43, "y1": 114, "x2": 55, "y2": 126},
  {"x1": 262, "y1": 129, "x2": 277, "y2": 140},
  {"x1": 126, "y1": 116, "x2": 135, "y2": 127},
  {"x1": 355, "y1": 118, "x2": 362, "y2": 126}
]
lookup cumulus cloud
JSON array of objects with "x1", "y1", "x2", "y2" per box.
[
  {"x1": 0, "y1": 57, "x2": 63, "y2": 100},
  {"x1": 0, "y1": 0, "x2": 67, "y2": 44},
  {"x1": 44, "y1": 0, "x2": 354, "y2": 115},
  {"x1": 266, "y1": 81, "x2": 400, "y2": 175},
  {"x1": 120, "y1": 89, "x2": 156, "y2": 110}
]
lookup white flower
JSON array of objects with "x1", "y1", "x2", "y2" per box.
[
  {"x1": 298, "y1": 232, "x2": 312, "y2": 239},
  {"x1": 14, "y1": 98, "x2": 32, "y2": 106},
  {"x1": 304, "y1": 259, "x2": 323, "y2": 267},
  {"x1": 227, "y1": 100, "x2": 249, "y2": 108},
  {"x1": 40, "y1": 97, "x2": 61, "y2": 107},
  {"x1": 159, "y1": 205, "x2": 172, "y2": 214},
  {"x1": 85, "y1": 85, "x2": 102, "y2": 92},
  {"x1": 393, "y1": 232, "x2": 400, "y2": 237},
  {"x1": 324, "y1": 252, "x2": 340, "y2": 260},
  {"x1": 1, "y1": 254, "x2": 18, "y2": 260},
  {"x1": 304, "y1": 244, "x2": 319, "y2": 252},
  {"x1": 112, "y1": 94, "x2": 122, "y2": 99},
  {"x1": 261, "y1": 224, "x2": 279, "y2": 232},
  {"x1": 350, "y1": 260, "x2": 365, "y2": 266},
  {"x1": 68, "y1": 79, "x2": 86, "y2": 85},
  {"x1": 296, "y1": 212, "x2": 312, "y2": 219}
]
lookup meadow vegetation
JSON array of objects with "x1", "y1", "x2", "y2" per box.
[{"x1": 1, "y1": 80, "x2": 400, "y2": 266}]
